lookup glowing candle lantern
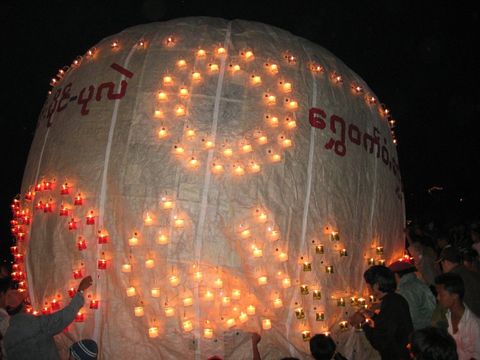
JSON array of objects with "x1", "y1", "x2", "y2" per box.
[
  {"x1": 248, "y1": 161, "x2": 261, "y2": 173},
  {"x1": 257, "y1": 276, "x2": 268, "y2": 285},
  {"x1": 98, "y1": 230, "x2": 109, "y2": 244},
  {"x1": 273, "y1": 298, "x2": 283, "y2": 308},
  {"x1": 226, "y1": 318, "x2": 236, "y2": 328},
  {"x1": 73, "y1": 270, "x2": 82, "y2": 280},
  {"x1": 256, "y1": 210, "x2": 267, "y2": 223},
  {"x1": 231, "y1": 289, "x2": 241, "y2": 300},
  {"x1": 68, "y1": 288, "x2": 77, "y2": 298},
  {"x1": 169, "y1": 275, "x2": 180, "y2": 287},
  {"x1": 316, "y1": 312, "x2": 325, "y2": 321},
  {"x1": 90, "y1": 300, "x2": 99, "y2": 309},
  {"x1": 177, "y1": 59, "x2": 187, "y2": 68},
  {"x1": 366, "y1": 95, "x2": 377, "y2": 104},
  {"x1": 310, "y1": 63, "x2": 324, "y2": 73},
  {"x1": 262, "y1": 319, "x2": 272, "y2": 330},
  {"x1": 267, "y1": 63, "x2": 279, "y2": 74},
  {"x1": 204, "y1": 290, "x2": 214, "y2": 301},
  {"x1": 376, "y1": 246, "x2": 384, "y2": 255},
  {"x1": 265, "y1": 94, "x2": 276, "y2": 105},
  {"x1": 60, "y1": 183, "x2": 70, "y2": 195},
  {"x1": 203, "y1": 139, "x2": 215, "y2": 149},
  {"x1": 126, "y1": 287, "x2": 136, "y2": 297},
  {"x1": 326, "y1": 265, "x2": 334, "y2": 274},
  {"x1": 128, "y1": 233, "x2": 139, "y2": 246},
  {"x1": 282, "y1": 278, "x2": 291, "y2": 288},
  {"x1": 302, "y1": 330, "x2": 311, "y2": 341},
  {"x1": 313, "y1": 290, "x2": 322, "y2": 300},
  {"x1": 222, "y1": 296, "x2": 231, "y2": 306},
  {"x1": 183, "y1": 297, "x2": 193, "y2": 307},
  {"x1": 233, "y1": 165, "x2": 245, "y2": 176},
  {"x1": 122, "y1": 263, "x2": 132, "y2": 273},
  {"x1": 163, "y1": 76, "x2": 173, "y2": 86},
  {"x1": 295, "y1": 307, "x2": 305, "y2": 319},
  {"x1": 300, "y1": 285, "x2": 309, "y2": 295},
  {"x1": 14, "y1": 253, "x2": 24, "y2": 263},
  {"x1": 43, "y1": 200, "x2": 54, "y2": 213},
  {"x1": 241, "y1": 143, "x2": 253, "y2": 153},
  {"x1": 187, "y1": 156, "x2": 199, "y2": 169},
  {"x1": 211, "y1": 163, "x2": 224, "y2": 174},
  {"x1": 156, "y1": 232, "x2": 169, "y2": 245},
  {"x1": 175, "y1": 105, "x2": 186, "y2": 116},
  {"x1": 246, "y1": 305, "x2": 256, "y2": 316},
  {"x1": 339, "y1": 321, "x2": 349, "y2": 330},
  {"x1": 237, "y1": 312, "x2": 248, "y2": 324},
  {"x1": 367, "y1": 257, "x2": 375, "y2": 266},
  {"x1": 352, "y1": 83, "x2": 364, "y2": 94},
  {"x1": 145, "y1": 259, "x2": 155, "y2": 269},
  {"x1": 164, "y1": 306, "x2": 175, "y2": 317},
  {"x1": 179, "y1": 87, "x2": 189, "y2": 98},
  {"x1": 257, "y1": 134, "x2": 268, "y2": 145},
  {"x1": 208, "y1": 63, "x2": 219, "y2": 72},
  {"x1": 251, "y1": 75, "x2": 262, "y2": 86},
  {"x1": 281, "y1": 81, "x2": 292, "y2": 93},
  {"x1": 111, "y1": 40, "x2": 119, "y2": 49},
  {"x1": 74, "y1": 194, "x2": 83, "y2": 206},
  {"x1": 86, "y1": 210, "x2": 95, "y2": 225},
  {"x1": 265, "y1": 115, "x2": 279, "y2": 127},
  {"x1": 229, "y1": 64, "x2": 241, "y2": 73},
  {"x1": 337, "y1": 298, "x2": 346, "y2": 307},
  {"x1": 340, "y1": 249, "x2": 348, "y2": 257},
  {"x1": 134, "y1": 306, "x2": 144, "y2": 317},
  {"x1": 149, "y1": 327, "x2": 159, "y2": 338},
  {"x1": 216, "y1": 47, "x2": 227, "y2": 56},
  {"x1": 155, "y1": 126, "x2": 168, "y2": 139},
  {"x1": 277, "y1": 252, "x2": 288, "y2": 262},
  {"x1": 369, "y1": 295, "x2": 376, "y2": 303},
  {"x1": 214, "y1": 278, "x2": 223, "y2": 289},
  {"x1": 331, "y1": 72, "x2": 343, "y2": 84},
  {"x1": 161, "y1": 197, "x2": 174, "y2": 209},
  {"x1": 247, "y1": 244, "x2": 263, "y2": 258},
  {"x1": 25, "y1": 191, "x2": 34, "y2": 201},
  {"x1": 376, "y1": 259, "x2": 386, "y2": 266},
  {"x1": 358, "y1": 297, "x2": 366, "y2": 306},
  {"x1": 51, "y1": 299, "x2": 60, "y2": 311},
  {"x1": 191, "y1": 71, "x2": 202, "y2": 82},
  {"x1": 285, "y1": 117, "x2": 296, "y2": 129},
  {"x1": 173, "y1": 216, "x2": 185, "y2": 227},
  {"x1": 193, "y1": 271, "x2": 203, "y2": 282},
  {"x1": 75, "y1": 312, "x2": 85, "y2": 322},
  {"x1": 269, "y1": 151, "x2": 282, "y2": 162},
  {"x1": 77, "y1": 237, "x2": 87, "y2": 251},
  {"x1": 204, "y1": 328, "x2": 214, "y2": 339},
  {"x1": 98, "y1": 258, "x2": 107, "y2": 270},
  {"x1": 151, "y1": 288, "x2": 161, "y2": 298},
  {"x1": 144, "y1": 212, "x2": 154, "y2": 226},
  {"x1": 285, "y1": 98, "x2": 298, "y2": 110},
  {"x1": 240, "y1": 228, "x2": 251, "y2": 239},
  {"x1": 222, "y1": 146, "x2": 233, "y2": 157},
  {"x1": 165, "y1": 36, "x2": 175, "y2": 47},
  {"x1": 303, "y1": 262, "x2": 312, "y2": 271},
  {"x1": 185, "y1": 127, "x2": 196, "y2": 138},
  {"x1": 157, "y1": 91, "x2": 168, "y2": 101},
  {"x1": 196, "y1": 49, "x2": 206, "y2": 58},
  {"x1": 154, "y1": 109, "x2": 164, "y2": 119}
]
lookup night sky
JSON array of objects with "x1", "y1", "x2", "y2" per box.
[{"x1": 1, "y1": 1, "x2": 479, "y2": 260}]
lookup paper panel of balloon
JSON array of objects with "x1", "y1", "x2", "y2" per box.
[{"x1": 11, "y1": 18, "x2": 404, "y2": 359}]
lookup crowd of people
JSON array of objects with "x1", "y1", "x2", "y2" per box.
[{"x1": 1, "y1": 219, "x2": 480, "y2": 359}]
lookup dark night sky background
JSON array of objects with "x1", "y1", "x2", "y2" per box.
[{"x1": 1, "y1": 1, "x2": 479, "y2": 260}]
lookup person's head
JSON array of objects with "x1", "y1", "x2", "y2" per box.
[
  {"x1": 437, "y1": 245, "x2": 461, "y2": 273},
  {"x1": 309, "y1": 334, "x2": 336, "y2": 360},
  {"x1": 434, "y1": 273, "x2": 464, "y2": 310},
  {"x1": 388, "y1": 260, "x2": 417, "y2": 283},
  {"x1": 363, "y1": 265, "x2": 396, "y2": 297},
  {"x1": 409, "y1": 326, "x2": 458, "y2": 360},
  {"x1": 462, "y1": 248, "x2": 479, "y2": 272},
  {"x1": 0, "y1": 277, "x2": 12, "y2": 308},
  {"x1": 69, "y1": 339, "x2": 98, "y2": 360},
  {"x1": 5, "y1": 289, "x2": 26, "y2": 315}
]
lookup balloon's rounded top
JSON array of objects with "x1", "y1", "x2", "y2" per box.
[{"x1": 17, "y1": 17, "x2": 402, "y2": 360}]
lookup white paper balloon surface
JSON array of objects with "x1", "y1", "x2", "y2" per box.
[{"x1": 16, "y1": 17, "x2": 404, "y2": 359}]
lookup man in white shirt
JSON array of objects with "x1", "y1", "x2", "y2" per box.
[{"x1": 435, "y1": 272, "x2": 480, "y2": 360}]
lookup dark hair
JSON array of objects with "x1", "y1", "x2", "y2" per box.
[
  {"x1": 410, "y1": 326, "x2": 458, "y2": 360},
  {"x1": 310, "y1": 334, "x2": 335, "y2": 360},
  {"x1": 363, "y1": 265, "x2": 397, "y2": 293},
  {"x1": 6, "y1": 302, "x2": 24, "y2": 316},
  {"x1": 434, "y1": 273, "x2": 465, "y2": 300},
  {"x1": 0, "y1": 277, "x2": 11, "y2": 295},
  {"x1": 396, "y1": 267, "x2": 417, "y2": 278}
]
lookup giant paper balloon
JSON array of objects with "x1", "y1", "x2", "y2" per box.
[{"x1": 13, "y1": 17, "x2": 404, "y2": 359}]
